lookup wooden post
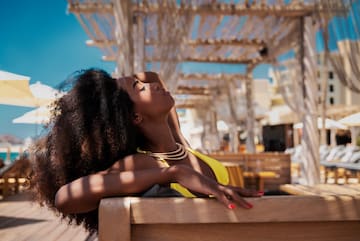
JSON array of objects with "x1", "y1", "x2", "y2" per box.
[
  {"x1": 113, "y1": 0, "x2": 134, "y2": 75},
  {"x1": 133, "y1": 13, "x2": 145, "y2": 73},
  {"x1": 245, "y1": 64, "x2": 256, "y2": 153},
  {"x1": 299, "y1": 17, "x2": 320, "y2": 185},
  {"x1": 99, "y1": 198, "x2": 131, "y2": 241}
]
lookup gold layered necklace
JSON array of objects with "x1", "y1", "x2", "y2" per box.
[{"x1": 137, "y1": 143, "x2": 188, "y2": 161}]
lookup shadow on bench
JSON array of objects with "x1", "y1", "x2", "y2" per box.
[{"x1": 99, "y1": 195, "x2": 360, "y2": 241}]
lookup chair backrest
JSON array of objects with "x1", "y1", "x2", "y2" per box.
[{"x1": 223, "y1": 163, "x2": 244, "y2": 188}]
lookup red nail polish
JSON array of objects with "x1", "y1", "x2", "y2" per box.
[
  {"x1": 228, "y1": 203, "x2": 236, "y2": 209},
  {"x1": 258, "y1": 191, "x2": 264, "y2": 196},
  {"x1": 246, "y1": 203, "x2": 253, "y2": 209}
]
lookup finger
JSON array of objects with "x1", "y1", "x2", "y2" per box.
[
  {"x1": 135, "y1": 72, "x2": 160, "y2": 83},
  {"x1": 224, "y1": 189, "x2": 253, "y2": 209},
  {"x1": 212, "y1": 191, "x2": 237, "y2": 210},
  {"x1": 235, "y1": 188, "x2": 264, "y2": 197}
]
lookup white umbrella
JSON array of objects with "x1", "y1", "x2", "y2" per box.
[
  {"x1": 294, "y1": 117, "x2": 348, "y2": 130},
  {"x1": 29, "y1": 81, "x2": 62, "y2": 100},
  {"x1": 217, "y1": 120, "x2": 229, "y2": 132},
  {"x1": 0, "y1": 70, "x2": 54, "y2": 107},
  {"x1": 264, "y1": 105, "x2": 298, "y2": 125},
  {"x1": 12, "y1": 106, "x2": 52, "y2": 125},
  {"x1": 339, "y1": 112, "x2": 360, "y2": 146},
  {"x1": 339, "y1": 112, "x2": 360, "y2": 127}
]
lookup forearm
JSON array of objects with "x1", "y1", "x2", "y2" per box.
[{"x1": 55, "y1": 167, "x2": 177, "y2": 214}]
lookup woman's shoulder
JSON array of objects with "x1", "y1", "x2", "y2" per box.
[{"x1": 108, "y1": 153, "x2": 164, "y2": 172}]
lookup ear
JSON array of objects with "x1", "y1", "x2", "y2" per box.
[{"x1": 133, "y1": 113, "x2": 143, "y2": 125}]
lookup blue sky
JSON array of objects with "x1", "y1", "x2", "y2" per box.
[
  {"x1": 0, "y1": 1, "x2": 115, "y2": 139},
  {"x1": 0, "y1": 1, "x2": 271, "y2": 139}
]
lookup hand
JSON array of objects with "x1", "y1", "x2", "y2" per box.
[
  {"x1": 171, "y1": 165, "x2": 263, "y2": 209},
  {"x1": 212, "y1": 185, "x2": 263, "y2": 209},
  {"x1": 134, "y1": 72, "x2": 168, "y2": 90}
]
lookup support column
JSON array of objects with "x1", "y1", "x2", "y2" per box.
[
  {"x1": 245, "y1": 65, "x2": 256, "y2": 153},
  {"x1": 133, "y1": 13, "x2": 145, "y2": 73},
  {"x1": 113, "y1": 0, "x2": 134, "y2": 76},
  {"x1": 299, "y1": 17, "x2": 320, "y2": 185}
]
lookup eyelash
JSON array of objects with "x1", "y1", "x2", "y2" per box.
[{"x1": 139, "y1": 86, "x2": 146, "y2": 91}]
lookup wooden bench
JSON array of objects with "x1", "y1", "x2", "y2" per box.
[
  {"x1": 222, "y1": 162, "x2": 279, "y2": 190},
  {"x1": 210, "y1": 152, "x2": 290, "y2": 191},
  {"x1": 280, "y1": 183, "x2": 360, "y2": 196},
  {"x1": 99, "y1": 195, "x2": 360, "y2": 241}
]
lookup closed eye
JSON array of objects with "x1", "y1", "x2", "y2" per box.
[{"x1": 139, "y1": 86, "x2": 146, "y2": 91}]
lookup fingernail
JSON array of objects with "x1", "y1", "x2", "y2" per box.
[
  {"x1": 228, "y1": 203, "x2": 236, "y2": 210},
  {"x1": 246, "y1": 203, "x2": 253, "y2": 209},
  {"x1": 258, "y1": 191, "x2": 264, "y2": 196}
]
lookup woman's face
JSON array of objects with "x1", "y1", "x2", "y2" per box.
[{"x1": 117, "y1": 75, "x2": 175, "y2": 119}]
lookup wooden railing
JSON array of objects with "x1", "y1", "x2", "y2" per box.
[{"x1": 99, "y1": 195, "x2": 360, "y2": 241}]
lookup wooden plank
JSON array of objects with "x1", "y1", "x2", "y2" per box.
[
  {"x1": 280, "y1": 184, "x2": 360, "y2": 196},
  {"x1": 132, "y1": 222, "x2": 360, "y2": 241},
  {"x1": 98, "y1": 196, "x2": 360, "y2": 241},
  {"x1": 98, "y1": 197, "x2": 131, "y2": 241},
  {"x1": 0, "y1": 193, "x2": 88, "y2": 241},
  {"x1": 117, "y1": 196, "x2": 360, "y2": 224}
]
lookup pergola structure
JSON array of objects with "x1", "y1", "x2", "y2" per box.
[{"x1": 67, "y1": 0, "x2": 348, "y2": 185}]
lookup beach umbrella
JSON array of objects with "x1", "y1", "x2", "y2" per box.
[
  {"x1": 29, "y1": 81, "x2": 62, "y2": 100},
  {"x1": 12, "y1": 106, "x2": 52, "y2": 125},
  {"x1": 0, "y1": 70, "x2": 53, "y2": 107},
  {"x1": 339, "y1": 112, "x2": 360, "y2": 127},
  {"x1": 217, "y1": 120, "x2": 229, "y2": 132},
  {"x1": 339, "y1": 112, "x2": 360, "y2": 146},
  {"x1": 12, "y1": 82, "x2": 64, "y2": 125},
  {"x1": 294, "y1": 117, "x2": 348, "y2": 130},
  {"x1": 264, "y1": 105, "x2": 299, "y2": 125}
]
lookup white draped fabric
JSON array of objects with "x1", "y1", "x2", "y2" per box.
[
  {"x1": 330, "y1": 40, "x2": 360, "y2": 92},
  {"x1": 144, "y1": 1, "x2": 193, "y2": 92},
  {"x1": 299, "y1": 18, "x2": 321, "y2": 185},
  {"x1": 273, "y1": 18, "x2": 321, "y2": 185},
  {"x1": 321, "y1": 0, "x2": 360, "y2": 93}
]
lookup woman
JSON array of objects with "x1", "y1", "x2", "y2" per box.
[{"x1": 31, "y1": 69, "x2": 262, "y2": 233}]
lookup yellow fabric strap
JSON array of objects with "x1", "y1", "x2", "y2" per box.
[{"x1": 170, "y1": 148, "x2": 229, "y2": 198}]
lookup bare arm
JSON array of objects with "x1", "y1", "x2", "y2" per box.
[
  {"x1": 55, "y1": 163, "x2": 262, "y2": 214},
  {"x1": 55, "y1": 166, "x2": 177, "y2": 214}
]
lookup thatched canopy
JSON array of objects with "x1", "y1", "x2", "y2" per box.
[
  {"x1": 67, "y1": 0, "x2": 345, "y2": 105},
  {"x1": 67, "y1": 0, "x2": 350, "y2": 185}
]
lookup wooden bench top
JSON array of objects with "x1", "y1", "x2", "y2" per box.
[
  {"x1": 280, "y1": 184, "x2": 360, "y2": 196},
  {"x1": 99, "y1": 195, "x2": 360, "y2": 241}
]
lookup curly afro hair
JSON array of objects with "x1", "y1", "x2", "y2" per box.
[{"x1": 30, "y1": 69, "x2": 138, "y2": 233}]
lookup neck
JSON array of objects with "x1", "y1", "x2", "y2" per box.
[{"x1": 139, "y1": 118, "x2": 177, "y2": 152}]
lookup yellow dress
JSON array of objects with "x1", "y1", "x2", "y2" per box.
[{"x1": 163, "y1": 148, "x2": 229, "y2": 197}]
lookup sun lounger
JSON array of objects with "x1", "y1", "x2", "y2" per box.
[
  {"x1": 320, "y1": 146, "x2": 360, "y2": 183},
  {"x1": 0, "y1": 156, "x2": 31, "y2": 198}
]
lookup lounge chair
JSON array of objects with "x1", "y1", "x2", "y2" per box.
[{"x1": 0, "y1": 156, "x2": 31, "y2": 198}]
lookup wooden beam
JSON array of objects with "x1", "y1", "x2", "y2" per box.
[
  {"x1": 175, "y1": 86, "x2": 212, "y2": 95},
  {"x1": 179, "y1": 73, "x2": 247, "y2": 80},
  {"x1": 102, "y1": 55, "x2": 261, "y2": 64},
  {"x1": 86, "y1": 39, "x2": 116, "y2": 47},
  {"x1": 135, "y1": 2, "x2": 347, "y2": 17},
  {"x1": 68, "y1": 2, "x2": 113, "y2": 14},
  {"x1": 69, "y1": 2, "x2": 346, "y2": 17},
  {"x1": 147, "y1": 38, "x2": 266, "y2": 47},
  {"x1": 87, "y1": 38, "x2": 265, "y2": 48}
]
